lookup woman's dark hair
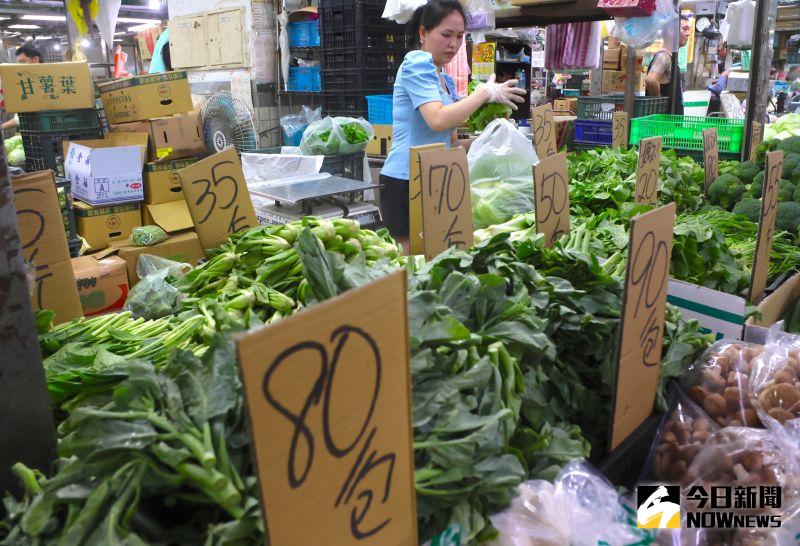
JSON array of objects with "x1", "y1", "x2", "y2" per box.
[{"x1": 407, "y1": 0, "x2": 467, "y2": 47}]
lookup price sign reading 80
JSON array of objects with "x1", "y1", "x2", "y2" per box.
[
  {"x1": 533, "y1": 152, "x2": 570, "y2": 246},
  {"x1": 635, "y1": 137, "x2": 661, "y2": 206}
]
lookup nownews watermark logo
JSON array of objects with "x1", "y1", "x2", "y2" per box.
[{"x1": 637, "y1": 485, "x2": 783, "y2": 530}]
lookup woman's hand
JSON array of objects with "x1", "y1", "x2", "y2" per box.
[{"x1": 477, "y1": 74, "x2": 527, "y2": 110}]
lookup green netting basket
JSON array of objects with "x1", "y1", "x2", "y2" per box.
[
  {"x1": 577, "y1": 96, "x2": 670, "y2": 121},
  {"x1": 629, "y1": 114, "x2": 745, "y2": 153}
]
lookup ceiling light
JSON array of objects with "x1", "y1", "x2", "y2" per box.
[
  {"x1": 8, "y1": 24, "x2": 41, "y2": 29},
  {"x1": 116, "y1": 17, "x2": 160, "y2": 23},
  {"x1": 148, "y1": 0, "x2": 162, "y2": 8},
  {"x1": 54, "y1": 43, "x2": 61, "y2": 50},
  {"x1": 22, "y1": 14, "x2": 66, "y2": 21},
  {"x1": 80, "y1": 38, "x2": 90, "y2": 47},
  {"x1": 127, "y1": 23, "x2": 158, "y2": 32},
  {"x1": 114, "y1": 31, "x2": 126, "y2": 35}
]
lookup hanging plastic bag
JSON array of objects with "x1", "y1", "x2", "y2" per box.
[
  {"x1": 749, "y1": 324, "x2": 800, "y2": 429},
  {"x1": 381, "y1": 0, "x2": 426, "y2": 24},
  {"x1": 123, "y1": 255, "x2": 192, "y2": 320},
  {"x1": 280, "y1": 106, "x2": 321, "y2": 148},
  {"x1": 611, "y1": 0, "x2": 677, "y2": 49},
  {"x1": 300, "y1": 116, "x2": 374, "y2": 156},
  {"x1": 486, "y1": 460, "x2": 655, "y2": 546},
  {"x1": 467, "y1": 118, "x2": 539, "y2": 229},
  {"x1": 681, "y1": 340, "x2": 764, "y2": 429},
  {"x1": 641, "y1": 385, "x2": 720, "y2": 485}
]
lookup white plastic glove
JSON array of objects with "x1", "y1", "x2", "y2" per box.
[{"x1": 477, "y1": 74, "x2": 527, "y2": 110}]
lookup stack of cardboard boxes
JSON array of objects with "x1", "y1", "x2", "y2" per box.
[{"x1": 601, "y1": 37, "x2": 647, "y2": 95}]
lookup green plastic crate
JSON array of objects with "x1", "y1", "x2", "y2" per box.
[
  {"x1": 629, "y1": 114, "x2": 745, "y2": 153},
  {"x1": 577, "y1": 96, "x2": 670, "y2": 121}
]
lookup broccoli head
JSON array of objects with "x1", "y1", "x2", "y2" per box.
[
  {"x1": 784, "y1": 153, "x2": 800, "y2": 183},
  {"x1": 778, "y1": 136, "x2": 800, "y2": 155},
  {"x1": 780, "y1": 179, "x2": 797, "y2": 202},
  {"x1": 708, "y1": 173, "x2": 746, "y2": 210},
  {"x1": 776, "y1": 201, "x2": 800, "y2": 234},
  {"x1": 731, "y1": 197, "x2": 762, "y2": 222},
  {"x1": 751, "y1": 171, "x2": 766, "y2": 198},
  {"x1": 734, "y1": 161, "x2": 761, "y2": 184}
]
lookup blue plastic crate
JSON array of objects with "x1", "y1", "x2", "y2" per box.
[
  {"x1": 366, "y1": 95, "x2": 393, "y2": 124},
  {"x1": 574, "y1": 119, "x2": 613, "y2": 147},
  {"x1": 288, "y1": 20, "x2": 320, "y2": 47},
  {"x1": 288, "y1": 66, "x2": 321, "y2": 92}
]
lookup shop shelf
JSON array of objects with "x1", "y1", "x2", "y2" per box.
[
  {"x1": 288, "y1": 66, "x2": 321, "y2": 92},
  {"x1": 320, "y1": 151, "x2": 365, "y2": 179},
  {"x1": 574, "y1": 119, "x2": 613, "y2": 147},
  {"x1": 321, "y1": 47, "x2": 402, "y2": 71},
  {"x1": 22, "y1": 127, "x2": 104, "y2": 178},
  {"x1": 18, "y1": 108, "x2": 100, "y2": 133},
  {"x1": 630, "y1": 114, "x2": 745, "y2": 153},
  {"x1": 322, "y1": 68, "x2": 395, "y2": 93},
  {"x1": 366, "y1": 94, "x2": 393, "y2": 124},
  {"x1": 577, "y1": 95, "x2": 669, "y2": 121},
  {"x1": 322, "y1": 92, "x2": 367, "y2": 117},
  {"x1": 288, "y1": 20, "x2": 320, "y2": 47}
]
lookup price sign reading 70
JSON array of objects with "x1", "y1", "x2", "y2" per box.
[
  {"x1": 533, "y1": 151, "x2": 570, "y2": 247},
  {"x1": 418, "y1": 148, "x2": 473, "y2": 260}
]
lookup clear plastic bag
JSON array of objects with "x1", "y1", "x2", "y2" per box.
[
  {"x1": 749, "y1": 325, "x2": 800, "y2": 429},
  {"x1": 611, "y1": 0, "x2": 678, "y2": 49},
  {"x1": 129, "y1": 225, "x2": 168, "y2": 247},
  {"x1": 642, "y1": 385, "x2": 720, "y2": 485},
  {"x1": 682, "y1": 340, "x2": 764, "y2": 429},
  {"x1": 300, "y1": 116, "x2": 374, "y2": 156},
  {"x1": 280, "y1": 106, "x2": 322, "y2": 147},
  {"x1": 123, "y1": 255, "x2": 192, "y2": 320},
  {"x1": 467, "y1": 118, "x2": 539, "y2": 229},
  {"x1": 486, "y1": 460, "x2": 655, "y2": 546}
]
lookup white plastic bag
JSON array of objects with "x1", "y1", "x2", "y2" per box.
[
  {"x1": 467, "y1": 118, "x2": 539, "y2": 229},
  {"x1": 611, "y1": 0, "x2": 677, "y2": 49},
  {"x1": 381, "y1": 0, "x2": 426, "y2": 24},
  {"x1": 487, "y1": 461, "x2": 654, "y2": 546},
  {"x1": 280, "y1": 106, "x2": 321, "y2": 146},
  {"x1": 300, "y1": 116, "x2": 374, "y2": 156}
]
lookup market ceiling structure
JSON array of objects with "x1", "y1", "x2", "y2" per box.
[{"x1": 0, "y1": 0, "x2": 166, "y2": 41}]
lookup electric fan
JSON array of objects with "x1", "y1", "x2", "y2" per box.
[{"x1": 201, "y1": 91, "x2": 258, "y2": 154}]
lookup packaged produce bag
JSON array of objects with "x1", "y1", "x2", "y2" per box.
[
  {"x1": 299, "y1": 116, "x2": 373, "y2": 156},
  {"x1": 748, "y1": 326, "x2": 800, "y2": 430},
  {"x1": 123, "y1": 254, "x2": 192, "y2": 320},
  {"x1": 681, "y1": 340, "x2": 764, "y2": 429},
  {"x1": 467, "y1": 118, "x2": 539, "y2": 229}
]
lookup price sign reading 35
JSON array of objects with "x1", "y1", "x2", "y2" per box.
[
  {"x1": 531, "y1": 103, "x2": 557, "y2": 159},
  {"x1": 612, "y1": 111, "x2": 629, "y2": 150},
  {"x1": 749, "y1": 150, "x2": 784, "y2": 303},
  {"x1": 533, "y1": 151, "x2": 570, "y2": 247},
  {"x1": 635, "y1": 136, "x2": 661, "y2": 206}
]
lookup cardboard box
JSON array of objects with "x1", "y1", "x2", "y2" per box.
[
  {"x1": 744, "y1": 272, "x2": 800, "y2": 343},
  {"x1": 71, "y1": 255, "x2": 129, "y2": 317},
  {"x1": 365, "y1": 124, "x2": 393, "y2": 156},
  {"x1": 143, "y1": 158, "x2": 196, "y2": 204},
  {"x1": 607, "y1": 36, "x2": 622, "y2": 48},
  {"x1": 604, "y1": 47, "x2": 623, "y2": 70},
  {"x1": 668, "y1": 278, "x2": 746, "y2": 340},
  {"x1": 74, "y1": 200, "x2": 141, "y2": 251},
  {"x1": 0, "y1": 61, "x2": 94, "y2": 113},
  {"x1": 98, "y1": 71, "x2": 193, "y2": 124},
  {"x1": 66, "y1": 136, "x2": 147, "y2": 206},
  {"x1": 116, "y1": 231, "x2": 205, "y2": 285},
  {"x1": 553, "y1": 98, "x2": 577, "y2": 114},
  {"x1": 111, "y1": 111, "x2": 205, "y2": 162},
  {"x1": 141, "y1": 200, "x2": 194, "y2": 233},
  {"x1": 11, "y1": 171, "x2": 83, "y2": 323},
  {"x1": 603, "y1": 70, "x2": 646, "y2": 94}
]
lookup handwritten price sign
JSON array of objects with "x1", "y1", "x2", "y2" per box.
[
  {"x1": 749, "y1": 150, "x2": 784, "y2": 303},
  {"x1": 703, "y1": 128, "x2": 719, "y2": 193},
  {"x1": 418, "y1": 148, "x2": 473, "y2": 260},
  {"x1": 533, "y1": 152, "x2": 570, "y2": 247},
  {"x1": 236, "y1": 271, "x2": 417, "y2": 546},
  {"x1": 612, "y1": 111, "x2": 629, "y2": 149},
  {"x1": 610, "y1": 203, "x2": 676, "y2": 450},
  {"x1": 750, "y1": 121, "x2": 763, "y2": 163},
  {"x1": 178, "y1": 147, "x2": 258, "y2": 251},
  {"x1": 409, "y1": 143, "x2": 445, "y2": 256},
  {"x1": 635, "y1": 137, "x2": 661, "y2": 206},
  {"x1": 531, "y1": 103, "x2": 556, "y2": 159}
]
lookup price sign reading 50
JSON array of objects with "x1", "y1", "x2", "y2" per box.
[
  {"x1": 533, "y1": 152, "x2": 570, "y2": 247},
  {"x1": 236, "y1": 271, "x2": 418, "y2": 546}
]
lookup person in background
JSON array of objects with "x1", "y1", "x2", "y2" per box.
[
  {"x1": 379, "y1": 0, "x2": 525, "y2": 242},
  {"x1": 645, "y1": 14, "x2": 692, "y2": 114},
  {"x1": 1, "y1": 44, "x2": 43, "y2": 131}
]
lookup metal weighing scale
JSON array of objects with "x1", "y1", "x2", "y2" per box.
[{"x1": 250, "y1": 174, "x2": 383, "y2": 229}]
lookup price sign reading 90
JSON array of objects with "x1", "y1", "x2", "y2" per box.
[
  {"x1": 635, "y1": 136, "x2": 661, "y2": 206},
  {"x1": 418, "y1": 148, "x2": 474, "y2": 260},
  {"x1": 610, "y1": 203, "x2": 676, "y2": 450},
  {"x1": 236, "y1": 271, "x2": 417, "y2": 546},
  {"x1": 531, "y1": 103, "x2": 557, "y2": 159},
  {"x1": 533, "y1": 151, "x2": 570, "y2": 247},
  {"x1": 178, "y1": 147, "x2": 258, "y2": 250}
]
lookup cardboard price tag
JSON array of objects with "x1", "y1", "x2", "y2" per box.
[
  {"x1": 750, "y1": 121, "x2": 763, "y2": 163},
  {"x1": 531, "y1": 103, "x2": 557, "y2": 159},
  {"x1": 612, "y1": 111, "x2": 629, "y2": 150},
  {"x1": 702, "y1": 128, "x2": 719, "y2": 193},
  {"x1": 610, "y1": 203, "x2": 676, "y2": 450},
  {"x1": 236, "y1": 271, "x2": 418, "y2": 546},
  {"x1": 533, "y1": 152, "x2": 570, "y2": 247},
  {"x1": 635, "y1": 136, "x2": 661, "y2": 206},
  {"x1": 409, "y1": 143, "x2": 445, "y2": 256},
  {"x1": 177, "y1": 147, "x2": 258, "y2": 251},
  {"x1": 749, "y1": 150, "x2": 784, "y2": 304},
  {"x1": 418, "y1": 148, "x2": 474, "y2": 260}
]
